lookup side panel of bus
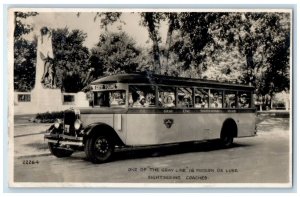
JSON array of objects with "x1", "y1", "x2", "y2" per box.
[
  {"x1": 113, "y1": 114, "x2": 127, "y2": 143},
  {"x1": 125, "y1": 113, "x2": 256, "y2": 146}
]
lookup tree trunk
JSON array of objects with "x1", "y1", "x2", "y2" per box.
[
  {"x1": 142, "y1": 13, "x2": 161, "y2": 74},
  {"x1": 164, "y1": 28, "x2": 172, "y2": 75},
  {"x1": 152, "y1": 35, "x2": 161, "y2": 74},
  {"x1": 245, "y1": 48, "x2": 255, "y2": 86},
  {"x1": 165, "y1": 14, "x2": 176, "y2": 75}
]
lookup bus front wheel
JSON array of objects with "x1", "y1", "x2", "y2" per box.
[{"x1": 85, "y1": 133, "x2": 114, "y2": 164}]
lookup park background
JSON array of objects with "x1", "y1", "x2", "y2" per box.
[{"x1": 13, "y1": 11, "x2": 291, "y2": 113}]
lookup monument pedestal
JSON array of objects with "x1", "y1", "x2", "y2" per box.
[
  {"x1": 31, "y1": 87, "x2": 63, "y2": 113},
  {"x1": 14, "y1": 88, "x2": 90, "y2": 115}
]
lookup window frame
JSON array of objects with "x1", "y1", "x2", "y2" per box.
[
  {"x1": 176, "y1": 87, "x2": 194, "y2": 109},
  {"x1": 122, "y1": 83, "x2": 254, "y2": 110},
  {"x1": 128, "y1": 84, "x2": 157, "y2": 108},
  {"x1": 157, "y1": 85, "x2": 177, "y2": 108},
  {"x1": 93, "y1": 89, "x2": 127, "y2": 108}
]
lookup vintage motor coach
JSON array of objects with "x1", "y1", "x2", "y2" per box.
[{"x1": 44, "y1": 73, "x2": 257, "y2": 163}]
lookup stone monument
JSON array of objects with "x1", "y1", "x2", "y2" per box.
[
  {"x1": 30, "y1": 26, "x2": 63, "y2": 113},
  {"x1": 15, "y1": 26, "x2": 89, "y2": 115},
  {"x1": 36, "y1": 27, "x2": 56, "y2": 89}
]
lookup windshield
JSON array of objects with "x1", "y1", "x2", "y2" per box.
[{"x1": 94, "y1": 90, "x2": 126, "y2": 107}]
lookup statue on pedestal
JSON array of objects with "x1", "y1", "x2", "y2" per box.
[{"x1": 36, "y1": 26, "x2": 56, "y2": 89}]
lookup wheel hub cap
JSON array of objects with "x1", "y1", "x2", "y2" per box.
[{"x1": 95, "y1": 138, "x2": 109, "y2": 154}]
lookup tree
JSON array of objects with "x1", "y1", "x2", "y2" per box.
[
  {"x1": 93, "y1": 12, "x2": 122, "y2": 31},
  {"x1": 14, "y1": 12, "x2": 38, "y2": 91},
  {"x1": 90, "y1": 31, "x2": 142, "y2": 77},
  {"x1": 85, "y1": 11, "x2": 291, "y2": 100},
  {"x1": 14, "y1": 12, "x2": 38, "y2": 40},
  {"x1": 14, "y1": 39, "x2": 37, "y2": 91},
  {"x1": 92, "y1": 12, "x2": 166, "y2": 74},
  {"x1": 139, "y1": 12, "x2": 165, "y2": 74},
  {"x1": 51, "y1": 28, "x2": 90, "y2": 92},
  {"x1": 207, "y1": 12, "x2": 290, "y2": 96}
]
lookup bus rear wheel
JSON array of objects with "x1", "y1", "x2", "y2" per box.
[
  {"x1": 220, "y1": 135, "x2": 234, "y2": 147},
  {"x1": 85, "y1": 134, "x2": 114, "y2": 164},
  {"x1": 48, "y1": 143, "x2": 74, "y2": 158},
  {"x1": 220, "y1": 119, "x2": 237, "y2": 148}
]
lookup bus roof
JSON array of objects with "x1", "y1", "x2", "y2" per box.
[{"x1": 90, "y1": 73, "x2": 254, "y2": 90}]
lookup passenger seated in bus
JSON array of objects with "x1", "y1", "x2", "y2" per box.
[
  {"x1": 195, "y1": 96, "x2": 206, "y2": 108},
  {"x1": 238, "y1": 94, "x2": 249, "y2": 108},
  {"x1": 139, "y1": 96, "x2": 147, "y2": 107},
  {"x1": 158, "y1": 98, "x2": 163, "y2": 107},
  {"x1": 183, "y1": 97, "x2": 192, "y2": 107},
  {"x1": 224, "y1": 95, "x2": 231, "y2": 108},
  {"x1": 164, "y1": 95, "x2": 175, "y2": 108},
  {"x1": 145, "y1": 94, "x2": 155, "y2": 107},
  {"x1": 110, "y1": 92, "x2": 125, "y2": 106},
  {"x1": 130, "y1": 91, "x2": 141, "y2": 107},
  {"x1": 178, "y1": 95, "x2": 189, "y2": 108},
  {"x1": 224, "y1": 95, "x2": 236, "y2": 108},
  {"x1": 132, "y1": 95, "x2": 147, "y2": 107},
  {"x1": 211, "y1": 96, "x2": 222, "y2": 108},
  {"x1": 110, "y1": 98, "x2": 118, "y2": 105}
]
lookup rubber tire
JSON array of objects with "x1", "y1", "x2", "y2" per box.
[
  {"x1": 220, "y1": 135, "x2": 234, "y2": 148},
  {"x1": 48, "y1": 143, "x2": 73, "y2": 158},
  {"x1": 84, "y1": 134, "x2": 114, "y2": 164}
]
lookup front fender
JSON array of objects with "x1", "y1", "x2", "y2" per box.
[
  {"x1": 83, "y1": 122, "x2": 125, "y2": 146},
  {"x1": 83, "y1": 122, "x2": 107, "y2": 136}
]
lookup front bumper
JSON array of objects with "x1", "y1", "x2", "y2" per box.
[{"x1": 44, "y1": 133, "x2": 84, "y2": 146}]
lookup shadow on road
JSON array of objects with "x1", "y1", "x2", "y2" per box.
[
  {"x1": 30, "y1": 140, "x2": 251, "y2": 164},
  {"x1": 105, "y1": 140, "x2": 251, "y2": 163},
  {"x1": 25, "y1": 142, "x2": 48, "y2": 151}
]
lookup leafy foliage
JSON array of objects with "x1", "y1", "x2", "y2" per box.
[
  {"x1": 205, "y1": 12, "x2": 290, "y2": 95},
  {"x1": 90, "y1": 31, "x2": 142, "y2": 77},
  {"x1": 14, "y1": 38, "x2": 37, "y2": 91},
  {"x1": 51, "y1": 28, "x2": 90, "y2": 92},
  {"x1": 14, "y1": 11, "x2": 290, "y2": 101},
  {"x1": 94, "y1": 12, "x2": 122, "y2": 30},
  {"x1": 14, "y1": 12, "x2": 38, "y2": 91},
  {"x1": 35, "y1": 111, "x2": 64, "y2": 123},
  {"x1": 14, "y1": 12, "x2": 38, "y2": 39}
]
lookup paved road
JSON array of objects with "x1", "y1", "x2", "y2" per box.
[{"x1": 13, "y1": 117, "x2": 290, "y2": 185}]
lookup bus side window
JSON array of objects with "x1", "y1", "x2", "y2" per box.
[
  {"x1": 238, "y1": 92, "x2": 251, "y2": 108},
  {"x1": 194, "y1": 88, "x2": 209, "y2": 108},
  {"x1": 129, "y1": 85, "x2": 156, "y2": 108},
  {"x1": 224, "y1": 91, "x2": 236, "y2": 108},
  {"x1": 94, "y1": 92, "x2": 110, "y2": 107},
  {"x1": 209, "y1": 89, "x2": 223, "y2": 108},
  {"x1": 158, "y1": 87, "x2": 175, "y2": 108},
  {"x1": 109, "y1": 91, "x2": 126, "y2": 106},
  {"x1": 177, "y1": 87, "x2": 193, "y2": 108}
]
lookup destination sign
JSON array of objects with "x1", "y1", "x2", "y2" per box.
[{"x1": 91, "y1": 83, "x2": 118, "y2": 90}]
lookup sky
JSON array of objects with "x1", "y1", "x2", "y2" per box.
[{"x1": 22, "y1": 12, "x2": 168, "y2": 49}]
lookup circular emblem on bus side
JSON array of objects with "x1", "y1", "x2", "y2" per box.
[{"x1": 164, "y1": 119, "x2": 174, "y2": 128}]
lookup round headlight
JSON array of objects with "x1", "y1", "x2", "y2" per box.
[
  {"x1": 74, "y1": 119, "x2": 82, "y2": 130},
  {"x1": 54, "y1": 119, "x2": 62, "y2": 129}
]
